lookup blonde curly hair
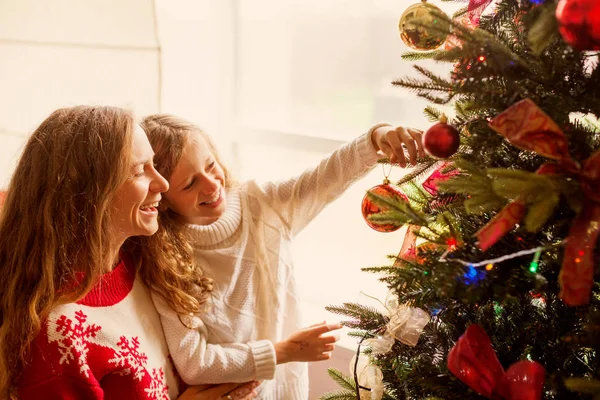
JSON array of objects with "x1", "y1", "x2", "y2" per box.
[{"x1": 136, "y1": 114, "x2": 231, "y2": 317}]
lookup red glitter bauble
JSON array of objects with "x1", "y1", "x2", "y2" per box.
[
  {"x1": 361, "y1": 183, "x2": 408, "y2": 233},
  {"x1": 422, "y1": 122, "x2": 460, "y2": 159},
  {"x1": 556, "y1": 0, "x2": 600, "y2": 51}
]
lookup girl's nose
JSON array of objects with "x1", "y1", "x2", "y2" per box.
[{"x1": 199, "y1": 175, "x2": 219, "y2": 195}]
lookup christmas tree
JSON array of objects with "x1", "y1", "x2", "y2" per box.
[{"x1": 323, "y1": 1, "x2": 600, "y2": 399}]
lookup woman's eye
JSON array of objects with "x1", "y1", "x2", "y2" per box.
[{"x1": 208, "y1": 161, "x2": 215, "y2": 170}]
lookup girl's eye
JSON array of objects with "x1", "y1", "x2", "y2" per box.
[
  {"x1": 183, "y1": 178, "x2": 195, "y2": 190},
  {"x1": 208, "y1": 161, "x2": 215, "y2": 170}
]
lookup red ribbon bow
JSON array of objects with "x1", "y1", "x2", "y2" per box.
[
  {"x1": 468, "y1": 0, "x2": 494, "y2": 25},
  {"x1": 476, "y1": 99, "x2": 600, "y2": 306},
  {"x1": 448, "y1": 324, "x2": 546, "y2": 400}
]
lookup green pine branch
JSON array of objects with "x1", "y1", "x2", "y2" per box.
[
  {"x1": 325, "y1": 303, "x2": 387, "y2": 329},
  {"x1": 319, "y1": 391, "x2": 356, "y2": 400},
  {"x1": 366, "y1": 190, "x2": 429, "y2": 226},
  {"x1": 424, "y1": 106, "x2": 444, "y2": 122},
  {"x1": 401, "y1": 182, "x2": 433, "y2": 208},
  {"x1": 450, "y1": 5, "x2": 468, "y2": 19},
  {"x1": 527, "y1": 2, "x2": 559, "y2": 55},
  {"x1": 327, "y1": 368, "x2": 357, "y2": 392},
  {"x1": 402, "y1": 50, "x2": 445, "y2": 62},
  {"x1": 392, "y1": 76, "x2": 454, "y2": 95},
  {"x1": 319, "y1": 392, "x2": 356, "y2": 400}
]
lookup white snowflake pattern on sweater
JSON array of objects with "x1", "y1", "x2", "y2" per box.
[
  {"x1": 110, "y1": 336, "x2": 150, "y2": 381},
  {"x1": 51, "y1": 310, "x2": 101, "y2": 377}
]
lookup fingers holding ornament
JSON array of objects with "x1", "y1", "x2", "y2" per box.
[
  {"x1": 407, "y1": 128, "x2": 426, "y2": 159},
  {"x1": 397, "y1": 127, "x2": 420, "y2": 165},
  {"x1": 372, "y1": 125, "x2": 424, "y2": 167},
  {"x1": 379, "y1": 139, "x2": 406, "y2": 168}
]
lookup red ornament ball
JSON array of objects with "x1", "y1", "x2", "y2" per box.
[
  {"x1": 556, "y1": 0, "x2": 600, "y2": 51},
  {"x1": 361, "y1": 183, "x2": 408, "y2": 233},
  {"x1": 422, "y1": 121, "x2": 460, "y2": 159}
]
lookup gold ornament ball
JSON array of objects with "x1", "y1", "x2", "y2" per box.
[{"x1": 399, "y1": 1, "x2": 450, "y2": 51}]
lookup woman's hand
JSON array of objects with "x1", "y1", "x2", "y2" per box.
[
  {"x1": 371, "y1": 125, "x2": 425, "y2": 168},
  {"x1": 274, "y1": 321, "x2": 342, "y2": 364},
  {"x1": 177, "y1": 381, "x2": 260, "y2": 400}
]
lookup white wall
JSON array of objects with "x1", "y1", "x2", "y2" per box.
[
  {"x1": 0, "y1": 0, "x2": 163, "y2": 187},
  {"x1": 0, "y1": 0, "x2": 232, "y2": 187},
  {"x1": 154, "y1": 0, "x2": 229, "y2": 141}
]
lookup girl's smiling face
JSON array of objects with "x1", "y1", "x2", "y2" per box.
[{"x1": 163, "y1": 133, "x2": 227, "y2": 226}]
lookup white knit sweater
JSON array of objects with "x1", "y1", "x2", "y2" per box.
[{"x1": 152, "y1": 128, "x2": 383, "y2": 399}]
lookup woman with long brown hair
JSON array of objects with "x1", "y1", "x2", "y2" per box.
[{"x1": 0, "y1": 106, "x2": 258, "y2": 400}]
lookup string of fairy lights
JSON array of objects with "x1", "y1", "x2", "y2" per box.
[{"x1": 440, "y1": 245, "x2": 547, "y2": 273}]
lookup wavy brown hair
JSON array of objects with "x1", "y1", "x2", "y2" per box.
[
  {"x1": 137, "y1": 114, "x2": 232, "y2": 317},
  {"x1": 0, "y1": 106, "x2": 134, "y2": 398}
]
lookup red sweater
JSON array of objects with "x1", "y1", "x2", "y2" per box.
[{"x1": 18, "y1": 255, "x2": 180, "y2": 399}]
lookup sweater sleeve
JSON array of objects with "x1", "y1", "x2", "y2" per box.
[
  {"x1": 151, "y1": 291, "x2": 276, "y2": 385},
  {"x1": 19, "y1": 374, "x2": 104, "y2": 400},
  {"x1": 258, "y1": 125, "x2": 386, "y2": 236}
]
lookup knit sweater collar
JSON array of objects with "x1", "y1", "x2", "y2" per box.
[
  {"x1": 77, "y1": 252, "x2": 136, "y2": 307},
  {"x1": 182, "y1": 189, "x2": 242, "y2": 246}
]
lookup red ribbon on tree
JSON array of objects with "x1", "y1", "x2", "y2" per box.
[
  {"x1": 392, "y1": 162, "x2": 461, "y2": 267},
  {"x1": 476, "y1": 98, "x2": 600, "y2": 306},
  {"x1": 448, "y1": 324, "x2": 546, "y2": 399},
  {"x1": 422, "y1": 162, "x2": 460, "y2": 196},
  {"x1": 393, "y1": 225, "x2": 418, "y2": 267},
  {"x1": 468, "y1": 0, "x2": 494, "y2": 25}
]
